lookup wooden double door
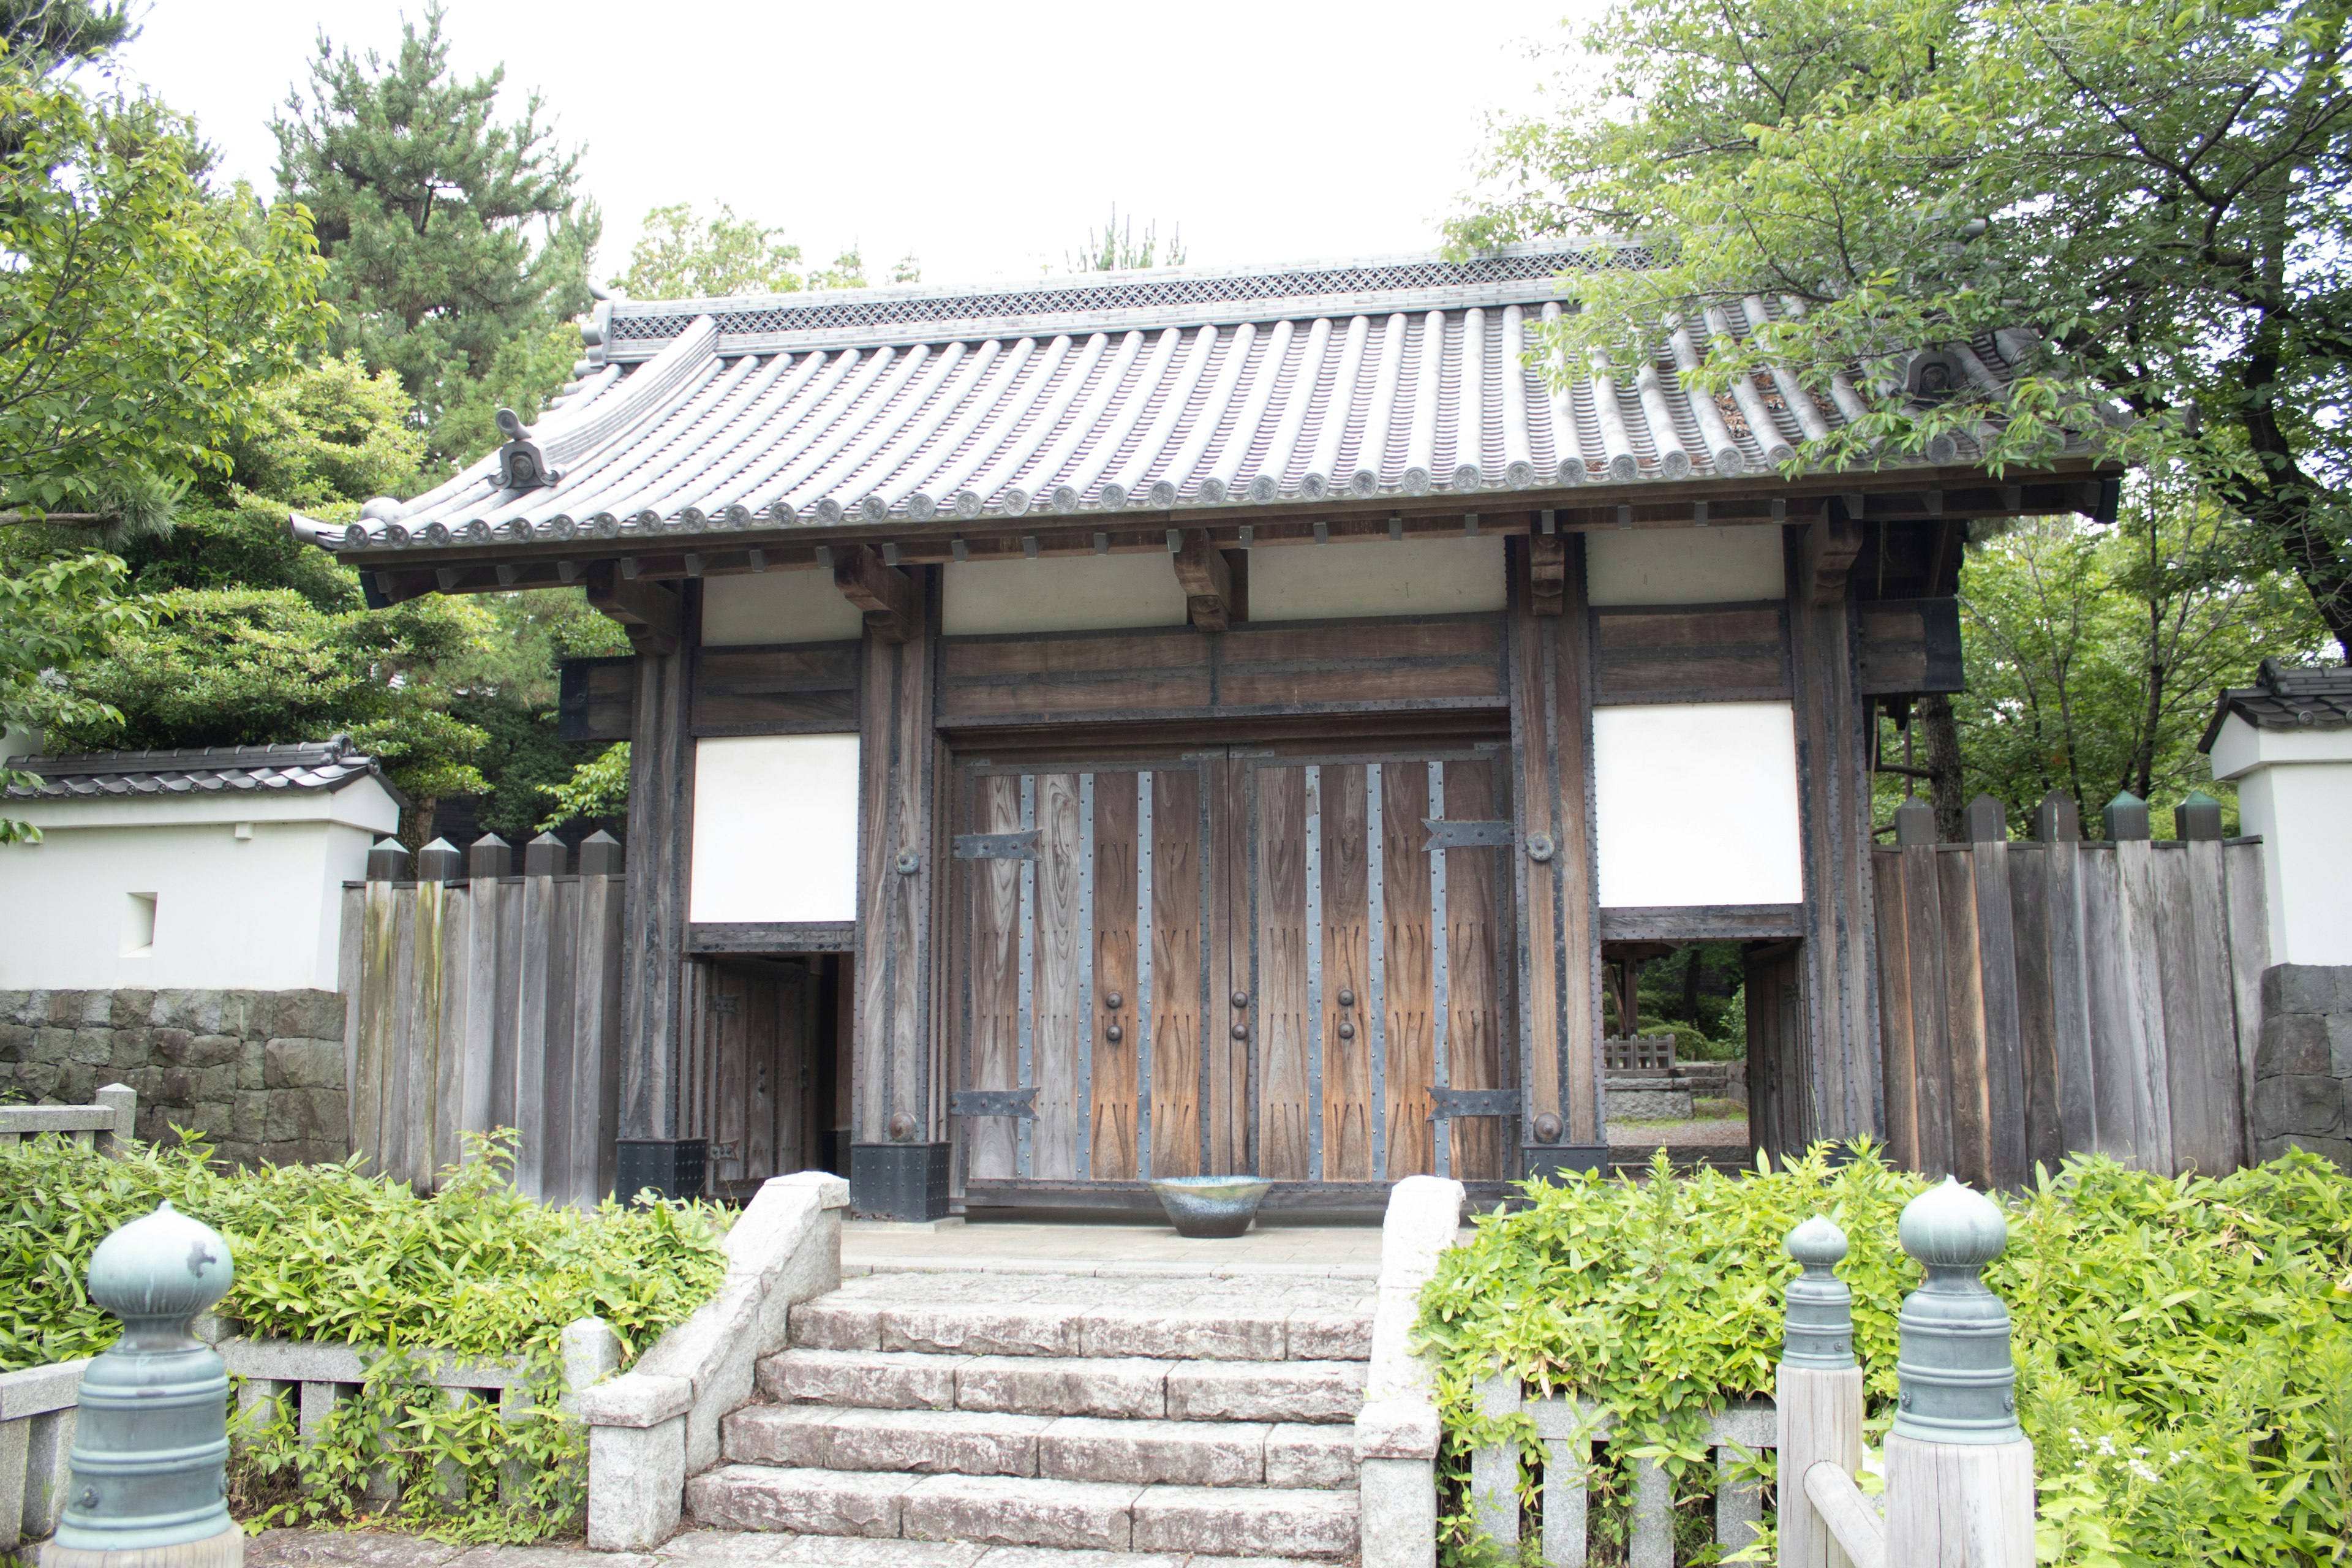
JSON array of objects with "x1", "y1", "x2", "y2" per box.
[{"x1": 951, "y1": 738, "x2": 1518, "y2": 1191}]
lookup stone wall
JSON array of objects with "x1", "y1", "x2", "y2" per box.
[
  {"x1": 0, "y1": 989, "x2": 348, "y2": 1169},
  {"x1": 2252, "y1": 964, "x2": 2352, "y2": 1172}
]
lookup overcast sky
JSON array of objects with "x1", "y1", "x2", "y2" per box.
[{"x1": 111, "y1": 0, "x2": 1588, "y2": 292}]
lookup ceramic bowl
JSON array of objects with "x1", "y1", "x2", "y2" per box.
[{"x1": 1148, "y1": 1175, "x2": 1274, "y2": 1238}]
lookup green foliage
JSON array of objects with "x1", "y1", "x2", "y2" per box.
[
  {"x1": 272, "y1": 3, "x2": 598, "y2": 462},
  {"x1": 0, "y1": 1132, "x2": 728, "y2": 1538},
  {"x1": 429, "y1": 318, "x2": 587, "y2": 470},
  {"x1": 0, "y1": 1131, "x2": 729, "y2": 1373},
  {"x1": 120, "y1": 498, "x2": 365, "y2": 612},
  {"x1": 1926, "y1": 502, "x2": 2331, "y2": 837},
  {"x1": 616, "y1": 201, "x2": 902, "y2": 299},
  {"x1": 0, "y1": 59, "x2": 327, "y2": 530},
  {"x1": 0, "y1": 551, "x2": 151, "y2": 842},
  {"x1": 43, "y1": 586, "x2": 494, "y2": 806},
  {"x1": 1454, "y1": 0, "x2": 2352, "y2": 657},
  {"x1": 222, "y1": 352, "x2": 429, "y2": 509},
  {"x1": 1417, "y1": 1148, "x2": 2352, "y2": 1567},
  {"x1": 539, "y1": 741, "x2": 630, "y2": 831},
  {"x1": 1, "y1": 0, "x2": 135, "y2": 77}
]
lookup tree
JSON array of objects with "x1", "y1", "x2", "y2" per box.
[
  {"x1": 1932, "y1": 497, "x2": 2328, "y2": 834},
  {"x1": 1454, "y1": 0, "x2": 2352, "y2": 660},
  {"x1": 614, "y1": 201, "x2": 916, "y2": 298},
  {"x1": 272, "y1": 4, "x2": 598, "y2": 463},
  {"x1": 1, "y1": 69, "x2": 326, "y2": 535},
  {"x1": 0, "y1": 554, "x2": 147, "y2": 842},
  {"x1": 1067, "y1": 206, "x2": 1185, "y2": 273},
  {"x1": 2, "y1": 0, "x2": 134, "y2": 78}
]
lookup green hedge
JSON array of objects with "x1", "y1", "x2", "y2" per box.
[
  {"x1": 1415, "y1": 1148, "x2": 2352, "y2": 1567},
  {"x1": 0, "y1": 1133, "x2": 731, "y2": 1539}
]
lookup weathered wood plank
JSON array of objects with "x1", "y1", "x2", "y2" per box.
[
  {"x1": 354, "y1": 882, "x2": 394, "y2": 1178},
  {"x1": 573, "y1": 867, "x2": 623, "y2": 1205},
  {"x1": 340, "y1": 883, "x2": 366, "y2": 1152},
  {"x1": 693, "y1": 641, "x2": 860, "y2": 734},
  {"x1": 1033, "y1": 772, "x2": 1084, "y2": 1181},
  {"x1": 1382, "y1": 761, "x2": 1436, "y2": 1179},
  {"x1": 967, "y1": 774, "x2": 1022, "y2": 1182},
  {"x1": 544, "y1": 880, "x2": 580, "y2": 1197},
  {"x1": 1901, "y1": 845, "x2": 1953, "y2": 1178},
  {"x1": 1150, "y1": 765, "x2": 1204, "y2": 1176},
  {"x1": 620, "y1": 630, "x2": 696, "y2": 1145},
  {"x1": 1445, "y1": 756, "x2": 1508, "y2": 1181},
  {"x1": 2114, "y1": 840, "x2": 2173, "y2": 1171},
  {"x1": 433, "y1": 884, "x2": 469, "y2": 1185},
  {"x1": 1972, "y1": 842, "x2": 2028, "y2": 1189},
  {"x1": 1870, "y1": 850, "x2": 1920, "y2": 1170},
  {"x1": 711, "y1": 965, "x2": 747, "y2": 1188},
  {"x1": 2043, "y1": 836, "x2": 2095, "y2": 1157},
  {"x1": 2078, "y1": 846, "x2": 2144, "y2": 1164},
  {"x1": 856, "y1": 568, "x2": 940, "y2": 1148},
  {"x1": 460, "y1": 875, "x2": 499, "y2": 1163},
  {"x1": 1210, "y1": 753, "x2": 1251, "y2": 1175},
  {"x1": 1323, "y1": 764, "x2": 1374, "y2": 1182},
  {"x1": 2222, "y1": 840, "x2": 2271, "y2": 1164},
  {"x1": 1256, "y1": 766, "x2": 1313, "y2": 1183},
  {"x1": 1091, "y1": 774, "x2": 1141, "y2": 1182},
  {"x1": 2166, "y1": 841, "x2": 2244, "y2": 1174},
  {"x1": 1936, "y1": 850, "x2": 1992, "y2": 1188},
  {"x1": 1508, "y1": 592, "x2": 1566, "y2": 1152},
  {"x1": 2003, "y1": 844, "x2": 2065, "y2": 1176},
  {"x1": 514, "y1": 872, "x2": 552, "y2": 1199}
]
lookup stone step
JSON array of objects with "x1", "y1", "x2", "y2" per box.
[
  {"x1": 687, "y1": 1466, "x2": 1360, "y2": 1559},
  {"x1": 662, "y1": 1524, "x2": 1343, "y2": 1568},
  {"x1": 788, "y1": 1297, "x2": 1369, "y2": 1363},
  {"x1": 758, "y1": 1349, "x2": 1366, "y2": 1424},
  {"x1": 725, "y1": 1404, "x2": 1361, "y2": 1489}
]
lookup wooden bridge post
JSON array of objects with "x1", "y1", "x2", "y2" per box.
[
  {"x1": 1777, "y1": 1215, "x2": 1866, "y2": 1568},
  {"x1": 1882, "y1": 1178, "x2": 2035, "y2": 1568}
]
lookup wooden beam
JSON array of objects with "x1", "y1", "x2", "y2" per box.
[
  {"x1": 1170, "y1": 530, "x2": 1232, "y2": 631},
  {"x1": 1528, "y1": 533, "x2": 1566, "y2": 617},
  {"x1": 584, "y1": 563, "x2": 679, "y2": 656},
  {"x1": 1803, "y1": 500, "x2": 1866, "y2": 608},
  {"x1": 834, "y1": 543, "x2": 913, "y2": 643}
]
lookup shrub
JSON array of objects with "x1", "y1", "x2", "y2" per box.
[
  {"x1": 0, "y1": 1132, "x2": 731, "y2": 1539},
  {"x1": 1415, "y1": 1147, "x2": 2352, "y2": 1567}
]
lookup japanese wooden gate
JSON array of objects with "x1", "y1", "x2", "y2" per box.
[{"x1": 949, "y1": 738, "x2": 1518, "y2": 1198}]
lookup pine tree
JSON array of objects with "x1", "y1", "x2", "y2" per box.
[
  {"x1": 1, "y1": 0, "x2": 136, "y2": 77},
  {"x1": 271, "y1": 3, "x2": 598, "y2": 464}
]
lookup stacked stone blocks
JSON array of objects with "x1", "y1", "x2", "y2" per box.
[
  {"x1": 2252, "y1": 963, "x2": 2352, "y2": 1170},
  {"x1": 0, "y1": 988, "x2": 347, "y2": 1169}
]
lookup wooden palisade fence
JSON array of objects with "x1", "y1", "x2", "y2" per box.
[
  {"x1": 1466, "y1": 1181, "x2": 2037, "y2": 1568},
  {"x1": 342, "y1": 831, "x2": 624, "y2": 1208},
  {"x1": 1872, "y1": 789, "x2": 2267, "y2": 1188}
]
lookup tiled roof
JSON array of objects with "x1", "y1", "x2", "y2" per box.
[
  {"x1": 290, "y1": 242, "x2": 2067, "y2": 557},
  {"x1": 4, "y1": 736, "x2": 404, "y2": 803},
  {"x1": 2200, "y1": 660, "x2": 2352, "y2": 750}
]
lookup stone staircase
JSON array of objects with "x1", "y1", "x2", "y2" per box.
[{"x1": 685, "y1": 1267, "x2": 1374, "y2": 1559}]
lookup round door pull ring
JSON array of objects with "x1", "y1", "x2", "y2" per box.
[{"x1": 1525, "y1": 832, "x2": 1556, "y2": 862}]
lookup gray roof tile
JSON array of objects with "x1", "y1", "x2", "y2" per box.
[
  {"x1": 4, "y1": 735, "x2": 405, "y2": 804},
  {"x1": 292, "y1": 243, "x2": 2059, "y2": 556},
  {"x1": 2200, "y1": 660, "x2": 2352, "y2": 750}
]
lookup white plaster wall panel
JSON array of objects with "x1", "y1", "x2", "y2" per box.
[
  {"x1": 688, "y1": 734, "x2": 861, "y2": 924},
  {"x1": 701, "y1": 569, "x2": 867, "y2": 647},
  {"x1": 943, "y1": 552, "x2": 1189, "y2": 636},
  {"x1": 1592, "y1": 702, "x2": 1804, "y2": 907},
  {"x1": 1585, "y1": 524, "x2": 1786, "y2": 606},
  {"x1": 1246, "y1": 536, "x2": 1507, "y2": 622},
  {"x1": 2229, "y1": 760, "x2": 2352, "y2": 967},
  {"x1": 0, "y1": 817, "x2": 373, "y2": 989}
]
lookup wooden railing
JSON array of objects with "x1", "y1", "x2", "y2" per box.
[
  {"x1": 1466, "y1": 1389, "x2": 1770, "y2": 1564},
  {"x1": 1601, "y1": 1036, "x2": 1679, "y2": 1074},
  {"x1": 1460, "y1": 1179, "x2": 2035, "y2": 1568}
]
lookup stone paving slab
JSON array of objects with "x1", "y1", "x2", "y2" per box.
[
  {"x1": 841, "y1": 1224, "x2": 1380, "y2": 1279},
  {"x1": 249, "y1": 1525, "x2": 1337, "y2": 1568}
]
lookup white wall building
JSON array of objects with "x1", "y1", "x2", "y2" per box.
[
  {"x1": 0, "y1": 739, "x2": 401, "y2": 991},
  {"x1": 2203, "y1": 661, "x2": 2352, "y2": 967}
]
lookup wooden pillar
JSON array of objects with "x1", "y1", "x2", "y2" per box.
[
  {"x1": 851, "y1": 565, "x2": 948, "y2": 1217},
  {"x1": 616, "y1": 586, "x2": 697, "y2": 1195},
  {"x1": 1787, "y1": 529, "x2": 1884, "y2": 1146},
  {"x1": 1507, "y1": 535, "x2": 1603, "y2": 1163}
]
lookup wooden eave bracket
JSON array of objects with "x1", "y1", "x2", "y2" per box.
[
  {"x1": 1170, "y1": 530, "x2": 1232, "y2": 632},
  {"x1": 1804, "y1": 499, "x2": 1867, "y2": 607},
  {"x1": 834, "y1": 543, "x2": 914, "y2": 643},
  {"x1": 585, "y1": 562, "x2": 680, "y2": 657},
  {"x1": 1528, "y1": 533, "x2": 1566, "y2": 617}
]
